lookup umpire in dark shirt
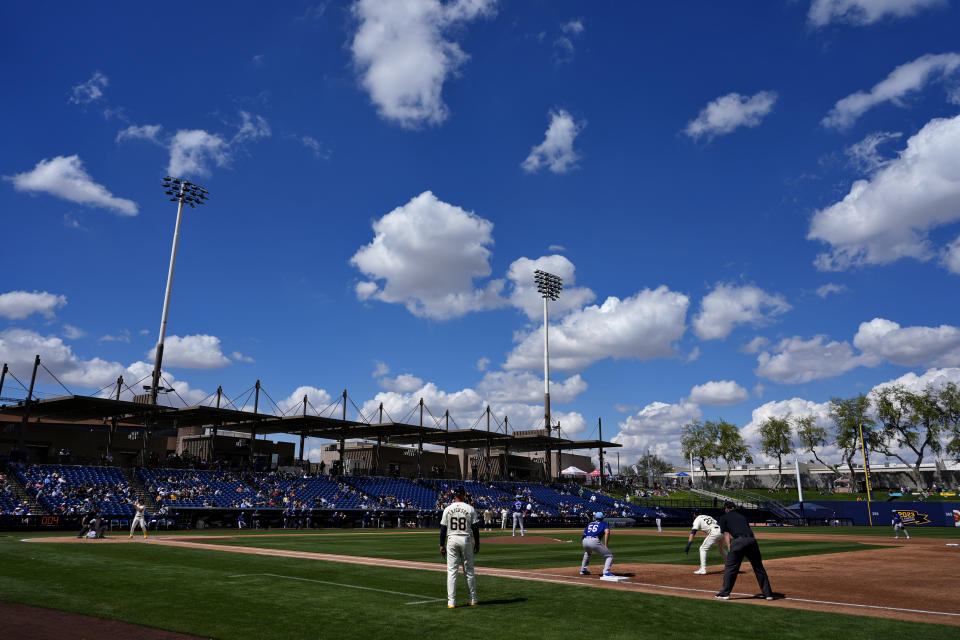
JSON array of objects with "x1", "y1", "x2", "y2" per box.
[{"x1": 715, "y1": 501, "x2": 774, "y2": 600}]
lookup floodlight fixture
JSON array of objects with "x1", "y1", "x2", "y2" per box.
[
  {"x1": 149, "y1": 177, "x2": 210, "y2": 405},
  {"x1": 534, "y1": 269, "x2": 562, "y2": 301},
  {"x1": 533, "y1": 269, "x2": 563, "y2": 481}
]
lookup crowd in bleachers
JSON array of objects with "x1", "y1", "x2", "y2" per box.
[
  {"x1": 138, "y1": 469, "x2": 259, "y2": 509},
  {"x1": 2, "y1": 462, "x2": 682, "y2": 526},
  {"x1": 0, "y1": 472, "x2": 35, "y2": 515},
  {"x1": 12, "y1": 464, "x2": 136, "y2": 516}
]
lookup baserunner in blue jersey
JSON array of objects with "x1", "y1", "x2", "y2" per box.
[
  {"x1": 580, "y1": 512, "x2": 614, "y2": 577},
  {"x1": 511, "y1": 495, "x2": 528, "y2": 536}
]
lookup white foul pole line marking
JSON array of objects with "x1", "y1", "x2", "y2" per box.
[{"x1": 228, "y1": 573, "x2": 444, "y2": 605}]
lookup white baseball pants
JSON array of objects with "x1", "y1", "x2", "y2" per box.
[
  {"x1": 130, "y1": 515, "x2": 147, "y2": 536},
  {"x1": 699, "y1": 528, "x2": 724, "y2": 568},
  {"x1": 445, "y1": 535, "x2": 477, "y2": 606}
]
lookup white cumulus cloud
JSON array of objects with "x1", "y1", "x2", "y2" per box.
[
  {"x1": 505, "y1": 286, "x2": 689, "y2": 372},
  {"x1": 684, "y1": 91, "x2": 777, "y2": 140},
  {"x1": 809, "y1": 114, "x2": 960, "y2": 270},
  {"x1": 522, "y1": 109, "x2": 585, "y2": 173},
  {"x1": 853, "y1": 317, "x2": 960, "y2": 367},
  {"x1": 379, "y1": 373, "x2": 425, "y2": 393},
  {"x1": 476, "y1": 371, "x2": 587, "y2": 405},
  {"x1": 688, "y1": 380, "x2": 749, "y2": 406},
  {"x1": 350, "y1": 0, "x2": 497, "y2": 128},
  {"x1": 0, "y1": 291, "x2": 67, "y2": 320},
  {"x1": 7, "y1": 155, "x2": 138, "y2": 215},
  {"x1": 167, "y1": 130, "x2": 230, "y2": 177},
  {"x1": 613, "y1": 400, "x2": 702, "y2": 462},
  {"x1": 755, "y1": 335, "x2": 870, "y2": 383},
  {"x1": 349, "y1": 191, "x2": 505, "y2": 320},
  {"x1": 0, "y1": 328, "x2": 126, "y2": 390},
  {"x1": 693, "y1": 284, "x2": 790, "y2": 341},
  {"x1": 147, "y1": 334, "x2": 231, "y2": 369},
  {"x1": 822, "y1": 53, "x2": 960, "y2": 130}
]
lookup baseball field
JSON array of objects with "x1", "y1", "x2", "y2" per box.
[{"x1": 2, "y1": 526, "x2": 958, "y2": 639}]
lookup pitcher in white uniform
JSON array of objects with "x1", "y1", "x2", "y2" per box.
[
  {"x1": 685, "y1": 510, "x2": 726, "y2": 574},
  {"x1": 440, "y1": 486, "x2": 480, "y2": 608}
]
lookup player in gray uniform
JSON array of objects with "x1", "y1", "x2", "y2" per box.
[
  {"x1": 440, "y1": 485, "x2": 480, "y2": 608},
  {"x1": 580, "y1": 512, "x2": 614, "y2": 576},
  {"x1": 511, "y1": 495, "x2": 528, "y2": 536},
  {"x1": 892, "y1": 511, "x2": 910, "y2": 539},
  {"x1": 685, "y1": 509, "x2": 727, "y2": 574}
]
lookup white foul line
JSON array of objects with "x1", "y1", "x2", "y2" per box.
[
  {"x1": 228, "y1": 573, "x2": 444, "y2": 605},
  {"x1": 482, "y1": 568, "x2": 960, "y2": 619}
]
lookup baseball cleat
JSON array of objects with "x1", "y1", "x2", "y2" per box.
[
  {"x1": 765, "y1": 596, "x2": 775, "y2": 600},
  {"x1": 694, "y1": 568, "x2": 707, "y2": 575},
  {"x1": 714, "y1": 594, "x2": 729, "y2": 600},
  {"x1": 470, "y1": 602, "x2": 478, "y2": 606},
  {"x1": 579, "y1": 569, "x2": 591, "y2": 575},
  {"x1": 602, "y1": 572, "x2": 615, "y2": 577},
  {"x1": 447, "y1": 604, "x2": 455, "y2": 609}
]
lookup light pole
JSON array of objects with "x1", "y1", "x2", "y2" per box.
[
  {"x1": 534, "y1": 269, "x2": 562, "y2": 482},
  {"x1": 147, "y1": 177, "x2": 209, "y2": 405}
]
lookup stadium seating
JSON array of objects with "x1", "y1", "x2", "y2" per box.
[
  {"x1": 13, "y1": 464, "x2": 136, "y2": 516},
  {"x1": 342, "y1": 476, "x2": 437, "y2": 510},
  {"x1": 138, "y1": 469, "x2": 260, "y2": 508}
]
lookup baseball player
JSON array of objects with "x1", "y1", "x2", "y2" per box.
[
  {"x1": 892, "y1": 511, "x2": 910, "y2": 539},
  {"x1": 655, "y1": 507, "x2": 665, "y2": 533},
  {"x1": 440, "y1": 485, "x2": 480, "y2": 608},
  {"x1": 580, "y1": 512, "x2": 614, "y2": 576},
  {"x1": 511, "y1": 495, "x2": 528, "y2": 536},
  {"x1": 500, "y1": 506, "x2": 509, "y2": 530},
  {"x1": 129, "y1": 500, "x2": 148, "y2": 539},
  {"x1": 685, "y1": 509, "x2": 727, "y2": 574}
]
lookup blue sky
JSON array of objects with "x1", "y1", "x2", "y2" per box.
[{"x1": 4, "y1": 0, "x2": 960, "y2": 466}]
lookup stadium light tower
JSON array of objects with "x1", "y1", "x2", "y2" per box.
[
  {"x1": 534, "y1": 269, "x2": 562, "y2": 481},
  {"x1": 147, "y1": 177, "x2": 209, "y2": 405}
]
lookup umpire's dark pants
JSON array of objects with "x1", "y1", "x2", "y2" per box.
[{"x1": 717, "y1": 535, "x2": 772, "y2": 597}]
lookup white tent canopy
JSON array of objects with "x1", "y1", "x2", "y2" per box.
[{"x1": 561, "y1": 466, "x2": 588, "y2": 475}]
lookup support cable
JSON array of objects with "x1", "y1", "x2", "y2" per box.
[
  {"x1": 38, "y1": 362, "x2": 73, "y2": 396},
  {"x1": 348, "y1": 396, "x2": 370, "y2": 423}
]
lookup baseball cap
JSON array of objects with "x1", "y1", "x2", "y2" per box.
[
  {"x1": 453, "y1": 485, "x2": 466, "y2": 496},
  {"x1": 594, "y1": 511, "x2": 604, "y2": 519},
  {"x1": 723, "y1": 501, "x2": 736, "y2": 510}
]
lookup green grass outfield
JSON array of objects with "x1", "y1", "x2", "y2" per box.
[
  {"x1": 0, "y1": 528, "x2": 955, "y2": 640},
  {"x1": 205, "y1": 528, "x2": 887, "y2": 569}
]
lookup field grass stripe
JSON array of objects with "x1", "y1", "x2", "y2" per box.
[{"x1": 228, "y1": 572, "x2": 444, "y2": 605}]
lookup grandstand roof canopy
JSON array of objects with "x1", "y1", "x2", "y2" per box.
[
  {"x1": 0, "y1": 394, "x2": 621, "y2": 453},
  {"x1": 388, "y1": 427, "x2": 512, "y2": 449},
  {"x1": 0, "y1": 395, "x2": 162, "y2": 422},
  {"x1": 149, "y1": 405, "x2": 275, "y2": 429}
]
